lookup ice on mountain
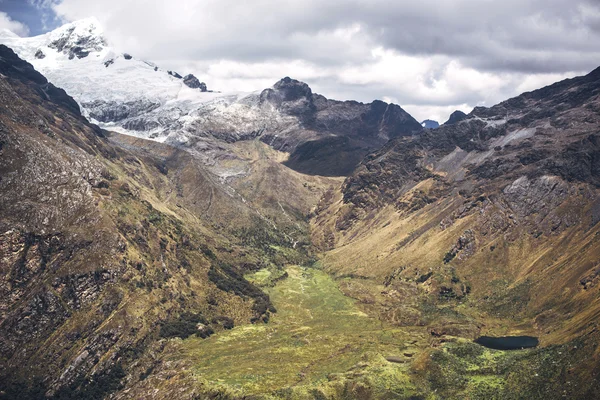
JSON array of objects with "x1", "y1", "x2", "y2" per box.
[{"x1": 0, "y1": 19, "x2": 323, "y2": 151}]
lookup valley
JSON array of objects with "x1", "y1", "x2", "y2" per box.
[
  {"x1": 116, "y1": 261, "x2": 595, "y2": 399},
  {"x1": 0, "y1": 16, "x2": 600, "y2": 400},
  {"x1": 177, "y1": 265, "x2": 424, "y2": 397}
]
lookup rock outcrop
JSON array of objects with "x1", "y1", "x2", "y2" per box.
[
  {"x1": 0, "y1": 45, "x2": 309, "y2": 399},
  {"x1": 314, "y1": 63, "x2": 600, "y2": 362},
  {"x1": 182, "y1": 74, "x2": 207, "y2": 91},
  {"x1": 444, "y1": 110, "x2": 468, "y2": 125}
]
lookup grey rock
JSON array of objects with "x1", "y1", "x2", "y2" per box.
[
  {"x1": 444, "y1": 110, "x2": 468, "y2": 125},
  {"x1": 183, "y1": 74, "x2": 207, "y2": 91}
]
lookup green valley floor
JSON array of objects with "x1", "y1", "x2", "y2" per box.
[{"x1": 173, "y1": 265, "x2": 428, "y2": 397}]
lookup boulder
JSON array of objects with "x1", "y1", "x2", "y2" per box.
[{"x1": 182, "y1": 74, "x2": 207, "y2": 91}]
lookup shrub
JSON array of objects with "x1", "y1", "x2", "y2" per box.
[{"x1": 159, "y1": 313, "x2": 213, "y2": 339}]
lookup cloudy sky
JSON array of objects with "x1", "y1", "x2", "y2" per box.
[{"x1": 1, "y1": 0, "x2": 600, "y2": 122}]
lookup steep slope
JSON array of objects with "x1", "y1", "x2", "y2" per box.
[
  {"x1": 0, "y1": 19, "x2": 422, "y2": 177},
  {"x1": 0, "y1": 18, "x2": 216, "y2": 139},
  {"x1": 443, "y1": 110, "x2": 468, "y2": 125},
  {"x1": 0, "y1": 44, "x2": 327, "y2": 399},
  {"x1": 312, "y1": 66, "x2": 600, "y2": 398},
  {"x1": 8, "y1": 17, "x2": 600, "y2": 399}
]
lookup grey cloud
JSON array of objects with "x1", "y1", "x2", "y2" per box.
[
  {"x1": 48, "y1": 0, "x2": 600, "y2": 121},
  {"x1": 53, "y1": 0, "x2": 600, "y2": 74},
  {"x1": 358, "y1": 0, "x2": 600, "y2": 73}
]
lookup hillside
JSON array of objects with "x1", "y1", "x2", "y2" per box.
[
  {"x1": 311, "y1": 65, "x2": 600, "y2": 398},
  {"x1": 0, "y1": 44, "x2": 335, "y2": 399},
  {"x1": 2, "y1": 17, "x2": 600, "y2": 399}
]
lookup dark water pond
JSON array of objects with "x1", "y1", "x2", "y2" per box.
[{"x1": 475, "y1": 336, "x2": 539, "y2": 350}]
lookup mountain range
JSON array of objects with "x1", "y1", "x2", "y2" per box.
[
  {"x1": 0, "y1": 18, "x2": 423, "y2": 177},
  {"x1": 1, "y1": 18, "x2": 600, "y2": 400}
]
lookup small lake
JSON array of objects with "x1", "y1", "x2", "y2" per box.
[{"x1": 475, "y1": 335, "x2": 539, "y2": 350}]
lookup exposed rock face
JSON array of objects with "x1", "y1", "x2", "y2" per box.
[
  {"x1": 314, "y1": 63, "x2": 600, "y2": 337},
  {"x1": 169, "y1": 76, "x2": 422, "y2": 176},
  {"x1": 83, "y1": 99, "x2": 161, "y2": 123},
  {"x1": 444, "y1": 110, "x2": 468, "y2": 125},
  {"x1": 340, "y1": 65, "x2": 600, "y2": 214},
  {"x1": 0, "y1": 45, "x2": 309, "y2": 399},
  {"x1": 263, "y1": 77, "x2": 423, "y2": 175},
  {"x1": 0, "y1": 21, "x2": 422, "y2": 177},
  {"x1": 47, "y1": 20, "x2": 106, "y2": 60},
  {"x1": 182, "y1": 74, "x2": 207, "y2": 91}
]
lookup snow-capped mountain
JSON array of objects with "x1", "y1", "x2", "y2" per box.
[
  {"x1": 0, "y1": 18, "x2": 423, "y2": 176},
  {"x1": 0, "y1": 18, "x2": 225, "y2": 141}
]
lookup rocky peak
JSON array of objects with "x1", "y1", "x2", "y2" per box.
[
  {"x1": 472, "y1": 65, "x2": 600, "y2": 121},
  {"x1": 272, "y1": 77, "x2": 313, "y2": 102},
  {"x1": 47, "y1": 18, "x2": 107, "y2": 60},
  {"x1": 183, "y1": 74, "x2": 207, "y2": 91},
  {"x1": 444, "y1": 110, "x2": 468, "y2": 125},
  {"x1": 259, "y1": 77, "x2": 315, "y2": 118}
]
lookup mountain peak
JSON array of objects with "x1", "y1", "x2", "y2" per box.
[
  {"x1": 57, "y1": 17, "x2": 104, "y2": 34},
  {"x1": 46, "y1": 17, "x2": 106, "y2": 59},
  {"x1": 444, "y1": 110, "x2": 468, "y2": 125},
  {"x1": 272, "y1": 77, "x2": 313, "y2": 101}
]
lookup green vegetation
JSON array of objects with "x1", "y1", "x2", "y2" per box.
[
  {"x1": 159, "y1": 312, "x2": 214, "y2": 339},
  {"x1": 208, "y1": 261, "x2": 276, "y2": 322},
  {"x1": 172, "y1": 266, "x2": 427, "y2": 398},
  {"x1": 420, "y1": 337, "x2": 600, "y2": 400}
]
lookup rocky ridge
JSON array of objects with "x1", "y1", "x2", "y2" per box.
[
  {"x1": 0, "y1": 44, "x2": 327, "y2": 399},
  {"x1": 311, "y1": 65, "x2": 600, "y2": 398},
  {"x1": 0, "y1": 19, "x2": 423, "y2": 177}
]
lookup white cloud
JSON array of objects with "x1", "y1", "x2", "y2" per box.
[
  {"x1": 0, "y1": 12, "x2": 29, "y2": 37},
  {"x1": 47, "y1": 0, "x2": 600, "y2": 122}
]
